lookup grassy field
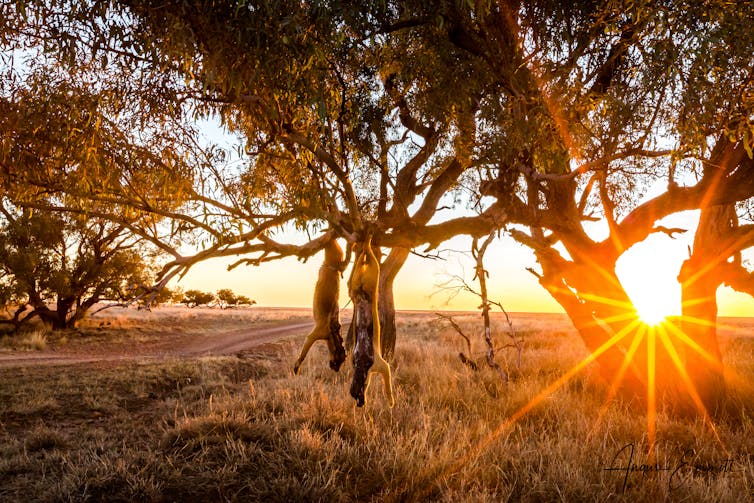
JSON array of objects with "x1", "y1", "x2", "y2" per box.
[
  {"x1": 1, "y1": 309, "x2": 753, "y2": 501},
  {"x1": 0, "y1": 306, "x2": 311, "y2": 356}
]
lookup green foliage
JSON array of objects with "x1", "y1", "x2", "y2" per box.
[
  {"x1": 0, "y1": 1, "x2": 207, "y2": 264},
  {"x1": 0, "y1": 202, "x2": 158, "y2": 329}
]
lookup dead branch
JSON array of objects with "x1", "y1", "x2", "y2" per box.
[
  {"x1": 651, "y1": 225, "x2": 687, "y2": 238},
  {"x1": 472, "y1": 232, "x2": 508, "y2": 383},
  {"x1": 435, "y1": 311, "x2": 472, "y2": 356},
  {"x1": 434, "y1": 234, "x2": 525, "y2": 379},
  {"x1": 459, "y1": 352, "x2": 479, "y2": 371},
  {"x1": 90, "y1": 302, "x2": 132, "y2": 316}
]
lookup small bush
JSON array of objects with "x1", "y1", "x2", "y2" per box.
[{"x1": 0, "y1": 329, "x2": 47, "y2": 351}]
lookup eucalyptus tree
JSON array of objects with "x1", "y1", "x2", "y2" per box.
[
  {"x1": 3, "y1": 0, "x2": 753, "y2": 411},
  {"x1": 0, "y1": 1, "x2": 507, "y2": 366},
  {"x1": 0, "y1": 201, "x2": 158, "y2": 330},
  {"x1": 402, "y1": 0, "x2": 754, "y2": 411},
  {"x1": 55, "y1": 0, "x2": 499, "y2": 356},
  {"x1": 0, "y1": 2, "x2": 202, "y2": 257}
]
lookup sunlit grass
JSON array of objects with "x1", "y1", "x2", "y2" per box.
[
  {"x1": 0, "y1": 328, "x2": 48, "y2": 351},
  {"x1": 0, "y1": 311, "x2": 752, "y2": 501}
]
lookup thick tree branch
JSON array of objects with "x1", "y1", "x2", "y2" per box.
[
  {"x1": 411, "y1": 158, "x2": 466, "y2": 225},
  {"x1": 720, "y1": 263, "x2": 754, "y2": 297},
  {"x1": 599, "y1": 146, "x2": 754, "y2": 259},
  {"x1": 382, "y1": 74, "x2": 435, "y2": 140}
]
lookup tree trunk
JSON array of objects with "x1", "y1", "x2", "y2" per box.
[
  {"x1": 39, "y1": 310, "x2": 68, "y2": 330},
  {"x1": 377, "y1": 247, "x2": 409, "y2": 359},
  {"x1": 35, "y1": 297, "x2": 77, "y2": 330},
  {"x1": 678, "y1": 261, "x2": 725, "y2": 413},
  {"x1": 676, "y1": 205, "x2": 732, "y2": 413},
  {"x1": 535, "y1": 249, "x2": 648, "y2": 397},
  {"x1": 56, "y1": 297, "x2": 76, "y2": 329},
  {"x1": 346, "y1": 247, "x2": 409, "y2": 359}
]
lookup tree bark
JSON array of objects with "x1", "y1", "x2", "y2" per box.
[
  {"x1": 346, "y1": 247, "x2": 409, "y2": 359},
  {"x1": 377, "y1": 247, "x2": 409, "y2": 358},
  {"x1": 32, "y1": 296, "x2": 79, "y2": 330},
  {"x1": 678, "y1": 261, "x2": 725, "y2": 413},
  {"x1": 538, "y1": 262, "x2": 648, "y2": 398},
  {"x1": 677, "y1": 205, "x2": 732, "y2": 413}
]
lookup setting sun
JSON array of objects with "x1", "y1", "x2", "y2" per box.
[
  {"x1": 615, "y1": 234, "x2": 684, "y2": 327},
  {"x1": 634, "y1": 303, "x2": 669, "y2": 326}
]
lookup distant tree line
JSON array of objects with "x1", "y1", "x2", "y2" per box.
[{"x1": 179, "y1": 288, "x2": 255, "y2": 309}]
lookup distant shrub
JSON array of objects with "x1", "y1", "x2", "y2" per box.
[
  {"x1": 235, "y1": 295, "x2": 255, "y2": 307},
  {"x1": 216, "y1": 289, "x2": 256, "y2": 309},
  {"x1": 181, "y1": 290, "x2": 216, "y2": 308}
]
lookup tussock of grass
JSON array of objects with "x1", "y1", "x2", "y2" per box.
[
  {"x1": 0, "y1": 329, "x2": 48, "y2": 351},
  {"x1": 162, "y1": 413, "x2": 276, "y2": 452},
  {"x1": 0, "y1": 312, "x2": 752, "y2": 501},
  {"x1": 24, "y1": 425, "x2": 68, "y2": 452}
]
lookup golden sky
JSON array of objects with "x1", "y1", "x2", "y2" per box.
[{"x1": 177, "y1": 212, "x2": 754, "y2": 317}]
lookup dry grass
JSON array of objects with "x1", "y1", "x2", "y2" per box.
[
  {"x1": 82, "y1": 305, "x2": 309, "y2": 326},
  {"x1": 3, "y1": 306, "x2": 312, "y2": 355},
  {"x1": 0, "y1": 329, "x2": 48, "y2": 351},
  {"x1": 0, "y1": 311, "x2": 752, "y2": 502}
]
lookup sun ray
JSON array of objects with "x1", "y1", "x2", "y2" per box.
[
  {"x1": 697, "y1": 151, "x2": 731, "y2": 210},
  {"x1": 578, "y1": 307, "x2": 641, "y2": 328},
  {"x1": 390, "y1": 317, "x2": 644, "y2": 501},
  {"x1": 660, "y1": 316, "x2": 753, "y2": 401},
  {"x1": 655, "y1": 325, "x2": 727, "y2": 452},
  {"x1": 662, "y1": 320, "x2": 722, "y2": 369},
  {"x1": 569, "y1": 290, "x2": 637, "y2": 312},
  {"x1": 573, "y1": 252, "x2": 631, "y2": 290},
  {"x1": 544, "y1": 280, "x2": 632, "y2": 306},
  {"x1": 647, "y1": 325, "x2": 657, "y2": 458},
  {"x1": 671, "y1": 311, "x2": 744, "y2": 335},
  {"x1": 496, "y1": 317, "x2": 642, "y2": 434},
  {"x1": 668, "y1": 314, "x2": 718, "y2": 328},
  {"x1": 703, "y1": 316, "x2": 750, "y2": 333},
  {"x1": 680, "y1": 296, "x2": 722, "y2": 311},
  {"x1": 544, "y1": 284, "x2": 644, "y2": 331},
  {"x1": 662, "y1": 315, "x2": 749, "y2": 391},
  {"x1": 588, "y1": 324, "x2": 647, "y2": 439}
]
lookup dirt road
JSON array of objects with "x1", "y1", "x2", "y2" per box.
[{"x1": 0, "y1": 320, "x2": 315, "y2": 368}]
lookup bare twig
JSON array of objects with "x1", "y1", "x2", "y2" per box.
[{"x1": 651, "y1": 226, "x2": 687, "y2": 238}]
